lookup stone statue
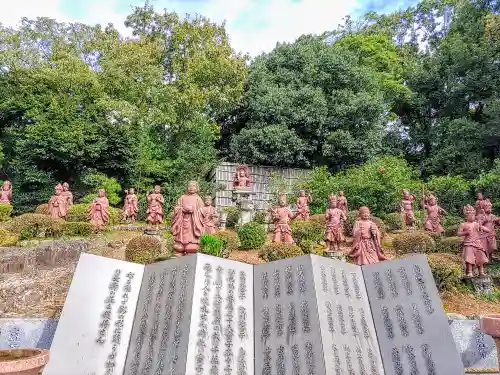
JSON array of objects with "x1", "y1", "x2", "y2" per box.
[
  {"x1": 337, "y1": 191, "x2": 348, "y2": 214},
  {"x1": 0, "y1": 180, "x2": 12, "y2": 205},
  {"x1": 233, "y1": 164, "x2": 251, "y2": 189},
  {"x1": 147, "y1": 185, "x2": 164, "y2": 228},
  {"x1": 269, "y1": 192, "x2": 295, "y2": 243},
  {"x1": 400, "y1": 189, "x2": 417, "y2": 228},
  {"x1": 476, "y1": 191, "x2": 488, "y2": 215},
  {"x1": 295, "y1": 190, "x2": 312, "y2": 220},
  {"x1": 62, "y1": 182, "x2": 73, "y2": 208},
  {"x1": 324, "y1": 196, "x2": 346, "y2": 254},
  {"x1": 201, "y1": 196, "x2": 218, "y2": 234},
  {"x1": 476, "y1": 199, "x2": 500, "y2": 257},
  {"x1": 88, "y1": 189, "x2": 109, "y2": 230},
  {"x1": 422, "y1": 193, "x2": 446, "y2": 233},
  {"x1": 458, "y1": 204, "x2": 490, "y2": 277},
  {"x1": 48, "y1": 184, "x2": 68, "y2": 219},
  {"x1": 349, "y1": 206, "x2": 389, "y2": 265},
  {"x1": 122, "y1": 188, "x2": 139, "y2": 223},
  {"x1": 172, "y1": 181, "x2": 205, "y2": 255}
]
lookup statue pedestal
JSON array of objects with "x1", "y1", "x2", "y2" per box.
[
  {"x1": 219, "y1": 211, "x2": 228, "y2": 230},
  {"x1": 464, "y1": 275, "x2": 494, "y2": 295},
  {"x1": 232, "y1": 189, "x2": 255, "y2": 226}
]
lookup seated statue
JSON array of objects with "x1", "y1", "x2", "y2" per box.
[
  {"x1": 48, "y1": 184, "x2": 68, "y2": 219},
  {"x1": 87, "y1": 189, "x2": 109, "y2": 230}
]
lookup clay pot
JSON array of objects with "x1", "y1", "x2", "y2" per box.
[
  {"x1": 479, "y1": 314, "x2": 500, "y2": 370},
  {"x1": 0, "y1": 348, "x2": 49, "y2": 375}
]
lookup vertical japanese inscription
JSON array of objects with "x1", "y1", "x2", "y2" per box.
[
  {"x1": 395, "y1": 305, "x2": 409, "y2": 337},
  {"x1": 398, "y1": 267, "x2": 412, "y2": 296},
  {"x1": 330, "y1": 267, "x2": 340, "y2": 295},
  {"x1": 320, "y1": 265, "x2": 328, "y2": 293},
  {"x1": 413, "y1": 265, "x2": 434, "y2": 315},
  {"x1": 421, "y1": 344, "x2": 437, "y2": 375},
  {"x1": 275, "y1": 304, "x2": 284, "y2": 337},
  {"x1": 341, "y1": 270, "x2": 351, "y2": 298},
  {"x1": 276, "y1": 345, "x2": 286, "y2": 375},
  {"x1": 344, "y1": 345, "x2": 355, "y2": 375},
  {"x1": 351, "y1": 273, "x2": 362, "y2": 299},
  {"x1": 262, "y1": 346, "x2": 271, "y2": 375},
  {"x1": 96, "y1": 269, "x2": 121, "y2": 345},
  {"x1": 325, "y1": 302, "x2": 335, "y2": 333},
  {"x1": 373, "y1": 272, "x2": 385, "y2": 300},
  {"x1": 404, "y1": 345, "x2": 419, "y2": 375},
  {"x1": 348, "y1": 306, "x2": 358, "y2": 336},
  {"x1": 224, "y1": 269, "x2": 236, "y2": 375},
  {"x1": 360, "y1": 308, "x2": 370, "y2": 339},
  {"x1": 300, "y1": 301, "x2": 311, "y2": 333},
  {"x1": 156, "y1": 267, "x2": 177, "y2": 374},
  {"x1": 357, "y1": 347, "x2": 367, "y2": 375},
  {"x1": 337, "y1": 304, "x2": 347, "y2": 335},
  {"x1": 385, "y1": 269, "x2": 398, "y2": 299},
  {"x1": 195, "y1": 264, "x2": 212, "y2": 374},
  {"x1": 261, "y1": 271, "x2": 269, "y2": 300},
  {"x1": 291, "y1": 344, "x2": 300, "y2": 375},
  {"x1": 285, "y1": 265, "x2": 294, "y2": 296},
  {"x1": 381, "y1": 306, "x2": 394, "y2": 340},
  {"x1": 305, "y1": 341, "x2": 315, "y2": 375},
  {"x1": 411, "y1": 303, "x2": 424, "y2": 335},
  {"x1": 171, "y1": 265, "x2": 189, "y2": 369},
  {"x1": 210, "y1": 266, "x2": 223, "y2": 375},
  {"x1": 273, "y1": 269, "x2": 281, "y2": 298},
  {"x1": 391, "y1": 347, "x2": 403, "y2": 375},
  {"x1": 239, "y1": 271, "x2": 247, "y2": 301},
  {"x1": 261, "y1": 307, "x2": 271, "y2": 342},
  {"x1": 297, "y1": 265, "x2": 306, "y2": 294},
  {"x1": 287, "y1": 302, "x2": 297, "y2": 336},
  {"x1": 332, "y1": 344, "x2": 341, "y2": 375}
]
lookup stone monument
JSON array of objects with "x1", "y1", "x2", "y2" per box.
[
  {"x1": 324, "y1": 195, "x2": 346, "y2": 259},
  {"x1": 295, "y1": 190, "x2": 312, "y2": 220},
  {"x1": 171, "y1": 181, "x2": 204, "y2": 256},
  {"x1": 87, "y1": 189, "x2": 109, "y2": 230},
  {"x1": 122, "y1": 188, "x2": 139, "y2": 223},
  {"x1": 0, "y1": 180, "x2": 12, "y2": 205},
  {"x1": 61, "y1": 182, "x2": 73, "y2": 208},
  {"x1": 401, "y1": 189, "x2": 417, "y2": 229},
  {"x1": 479, "y1": 314, "x2": 500, "y2": 372},
  {"x1": 422, "y1": 193, "x2": 446, "y2": 234},
  {"x1": 269, "y1": 192, "x2": 294, "y2": 243},
  {"x1": 350, "y1": 206, "x2": 389, "y2": 265},
  {"x1": 146, "y1": 185, "x2": 164, "y2": 229},
  {"x1": 47, "y1": 184, "x2": 68, "y2": 219},
  {"x1": 201, "y1": 196, "x2": 218, "y2": 234}
]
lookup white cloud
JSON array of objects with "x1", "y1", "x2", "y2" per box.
[{"x1": 0, "y1": 0, "x2": 67, "y2": 26}]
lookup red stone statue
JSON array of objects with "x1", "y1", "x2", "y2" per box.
[
  {"x1": 324, "y1": 196, "x2": 346, "y2": 253},
  {"x1": 400, "y1": 189, "x2": 416, "y2": 228},
  {"x1": 88, "y1": 189, "x2": 109, "y2": 230},
  {"x1": 295, "y1": 190, "x2": 312, "y2": 220},
  {"x1": 422, "y1": 193, "x2": 445, "y2": 233},
  {"x1": 201, "y1": 196, "x2": 218, "y2": 234},
  {"x1": 269, "y1": 192, "x2": 294, "y2": 243},
  {"x1": 172, "y1": 181, "x2": 205, "y2": 255},
  {"x1": 476, "y1": 200, "x2": 500, "y2": 257},
  {"x1": 48, "y1": 184, "x2": 68, "y2": 219},
  {"x1": 337, "y1": 191, "x2": 348, "y2": 214},
  {"x1": 147, "y1": 185, "x2": 164, "y2": 227},
  {"x1": 476, "y1": 191, "x2": 488, "y2": 215},
  {"x1": 122, "y1": 188, "x2": 139, "y2": 223},
  {"x1": 62, "y1": 182, "x2": 73, "y2": 208},
  {"x1": 349, "y1": 206, "x2": 389, "y2": 265},
  {"x1": 0, "y1": 180, "x2": 12, "y2": 205},
  {"x1": 233, "y1": 164, "x2": 251, "y2": 189},
  {"x1": 458, "y1": 204, "x2": 490, "y2": 277}
]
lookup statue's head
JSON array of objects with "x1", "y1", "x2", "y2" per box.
[
  {"x1": 62, "y1": 182, "x2": 69, "y2": 191},
  {"x1": 278, "y1": 192, "x2": 287, "y2": 207},
  {"x1": 427, "y1": 194, "x2": 437, "y2": 205},
  {"x1": 2, "y1": 180, "x2": 10, "y2": 190},
  {"x1": 129, "y1": 188, "x2": 135, "y2": 194},
  {"x1": 55, "y1": 184, "x2": 63, "y2": 195},
  {"x1": 463, "y1": 204, "x2": 475, "y2": 222},
  {"x1": 339, "y1": 191, "x2": 344, "y2": 197},
  {"x1": 402, "y1": 189, "x2": 410, "y2": 199},
  {"x1": 187, "y1": 181, "x2": 198, "y2": 194},
  {"x1": 359, "y1": 206, "x2": 371, "y2": 220},
  {"x1": 204, "y1": 196, "x2": 213, "y2": 206},
  {"x1": 484, "y1": 199, "x2": 493, "y2": 214},
  {"x1": 98, "y1": 189, "x2": 106, "y2": 198},
  {"x1": 154, "y1": 185, "x2": 161, "y2": 194},
  {"x1": 477, "y1": 191, "x2": 484, "y2": 200},
  {"x1": 329, "y1": 197, "x2": 338, "y2": 208},
  {"x1": 299, "y1": 190, "x2": 306, "y2": 197}
]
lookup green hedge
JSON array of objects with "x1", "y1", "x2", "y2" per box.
[
  {"x1": 259, "y1": 242, "x2": 304, "y2": 262},
  {"x1": 427, "y1": 253, "x2": 463, "y2": 292},
  {"x1": 237, "y1": 221, "x2": 267, "y2": 249},
  {"x1": 392, "y1": 231, "x2": 436, "y2": 255},
  {"x1": 125, "y1": 235, "x2": 163, "y2": 264},
  {"x1": 213, "y1": 230, "x2": 240, "y2": 257},
  {"x1": 66, "y1": 203, "x2": 121, "y2": 226},
  {"x1": 0, "y1": 203, "x2": 12, "y2": 222},
  {"x1": 7, "y1": 213, "x2": 64, "y2": 239},
  {"x1": 200, "y1": 233, "x2": 225, "y2": 257}
]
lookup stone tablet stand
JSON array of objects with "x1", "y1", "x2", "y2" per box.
[{"x1": 44, "y1": 253, "x2": 464, "y2": 375}]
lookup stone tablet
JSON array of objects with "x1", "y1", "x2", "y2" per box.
[
  {"x1": 43, "y1": 253, "x2": 145, "y2": 375},
  {"x1": 122, "y1": 253, "x2": 254, "y2": 375},
  {"x1": 362, "y1": 254, "x2": 464, "y2": 375},
  {"x1": 0, "y1": 318, "x2": 57, "y2": 349},
  {"x1": 310, "y1": 255, "x2": 385, "y2": 375}
]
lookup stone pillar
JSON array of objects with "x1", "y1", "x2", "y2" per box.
[
  {"x1": 479, "y1": 314, "x2": 500, "y2": 371},
  {"x1": 232, "y1": 188, "x2": 255, "y2": 226}
]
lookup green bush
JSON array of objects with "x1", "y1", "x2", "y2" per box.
[
  {"x1": 436, "y1": 236, "x2": 462, "y2": 253},
  {"x1": 237, "y1": 221, "x2": 267, "y2": 249},
  {"x1": 125, "y1": 235, "x2": 163, "y2": 264},
  {"x1": 66, "y1": 203, "x2": 121, "y2": 226},
  {"x1": 297, "y1": 239, "x2": 323, "y2": 255},
  {"x1": 291, "y1": 219, "x2": 324, "y2": 244},
  {"x1": 344, "y1": 210, "x2": 359, "y2": 236},
  {"x1": 79, "y1": 171, "x2": 122, "y2": 205},
  {"x1": 0, "y1": 228, "x2": 18, "y2": 246},
  {"x1": 200, "y1": 233, "x2": 225, "y2": 257},
  {"x1": 62, "y1": 221, "x2": 95, "y2": 237},
  {"x1": 309, "y1": 214, "x2": 325, "y2": 224},
  {"x1": 392, "y1": 231, "x2": 436, "y2": 255},
  {"x1": 372, "y1": 216, "x2": 387, "y2": 238},
  {"x1": 259, "y1": 242, "x2": 304, "y2": 262},
  {"x1": 253, "y1": 211, "x2": 268, "y2": 224},
  {"x1": 383, "y1": 212, "x2": 404, "y2": 231},
  {"x1": 427, "y1": 253, "x2": 463, "y2": 292},
  {"x1": 444, "y1": 224, "x2": 459, "y2": 237},
  {"x1": 34, "y1": 204, "x2": 49, "y2": 215},
  {"x1": 441, "y1": 215, "x2": 463, "y2": 228},
  {"x1": 0, "y1": 203, "x2": 12, "y2": 222},
  {"x1": 474, "y1": 159, "x2": 500, "y2": 213},
  {"x1": 426, "y1": 175, "x2": 472, "y2": 216},
  {"x1": 213, "y1": 230, "x2": 240, "y2": 257},
  {"x1": 7, "y1": 213, "x2": 64, "y2": 239},
  {"x1": 224, "y1": 206, "x2": 241, "y2": 229}
]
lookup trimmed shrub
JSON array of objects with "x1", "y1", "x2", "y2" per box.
[
  {"x1": 309, "y1": 214, "x2": 325, "y2": 225},
  {"x1": 259, "y1": 242, "x2": 304, "y2": 262},
  {"x1": 291, "y1": 219, "x2": 324, "y2": 244},
  {"x1": 0, "y1": 203, "x2": 12, "y2": 221},
  {"x1": 125, "y1": 235, "x2": 163, "y2": 264},
  {"x1": 213, "y1": 230, "x2": 240, "y2": 258},
  {"x1": 253, "y1": 211, "x2": 268, "y2": 224},
  {"x1": 108, "y1": 207, "x2": 122, "y2": 226},
  {"x1": 0, "y1": 228, "x2": 18, "y2": 246},
  {"x1": 383, "y1": 212, "x2": 404, "y2": 231},
  {"x1": 200, "y1": 233, "x2": 225, "y2": 257},
  {"x1": 392, "y1": 231, "x2": 436, "y2": 255},
  {"x1": 442, "y1": 215, "x2": 463, "y2": 228},
  {"x1": 444, "y1": 224, "x2": 459, "y2": 238},
  {"x1": 34, "y1": 204, "x2": 49, "y2": 215},
  {"x1": 344, "y1": 210, "x2": 359, "y2": 236},
  {"x1": 7, "y1": 213, "x2": 64, "y2": 239},
  {"x1": 225, "y1": 206, "x2": 241, "y2": 229},
  {"x1": 297, "y1": 239, "x2": 324, "y2": 255},
  {"x1": 237, "y1": 221, "x2": 267, "y2": 249},
  {"x1": 372, "y1": 217, "x2": 387, "y2": 238},
  {"x1": 427, "y1": 253, "x2": 463, "y2": 292},
  {"x1": 436, "y1": 236, "x2": 462, "y2": 253},
  {"x1": 62, "y1": 221, "x2": 95, "y2": 237},
  {"x1": 163, "y1": 231, "x2": 174, "y2": 252}
]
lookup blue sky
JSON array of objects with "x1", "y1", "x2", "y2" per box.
[{"x1": 0, "y1": 0, "x2": 419, "y2": 56}]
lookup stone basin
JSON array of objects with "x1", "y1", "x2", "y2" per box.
[
  {"x1": 0, "y1": 348, "x2": 49, "y2": 375},
  {"x1": 479, "y1": 314, "x2": 500, "y2": 371}
]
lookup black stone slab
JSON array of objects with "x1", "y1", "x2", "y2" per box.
[
  {"x1": 362, "y1": 254, "x2": 465, "y2": 375},
  {"x1": 254, "y1": 255, "x2": 327, "y2": 375},
  {"x1": 310, "y1": 255, "x2": 386, "y2": 375}
]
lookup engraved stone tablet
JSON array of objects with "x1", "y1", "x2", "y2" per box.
[
  {"x1": 43, "y1": 253, "x2": 145, "y2": 375},
  {"x1": 362, "y1": 254, "x2": 464, "y2": 375},
  {"x1": 0, "y1": 318, "x2": 57, "y2": 349}
]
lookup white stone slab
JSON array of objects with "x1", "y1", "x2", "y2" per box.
[{"x1": 42, "y1": 253, "x2": 145, "y2": 375}]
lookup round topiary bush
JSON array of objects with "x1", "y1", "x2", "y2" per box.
[
  {"x1": 253, "y1": 211, "x2": 268, "y2": 224},
  {"x1": 7, "y1": 213, "x2": 64, "y2": 239},
  {"x1": 0, "y1": 228, "x2": 18, "y2": 246},
  {"x1": 384, "y1": 212, "x2": 404, "y2": 231},
  {"x1": 34, "y1": 204, "x2": 49, "y2": 215},
  {"x1": 427, "y1": 253, "x2": 463, "y2": 292},
  {"x1": 62, "y1": 221, "x2": 96, "y2": 237},
  {"x1": 436, "y1": 236, "x2": 462, "y2": 253},
  {"x1": 392, "y1": 231, "x2": 436, "y2": 255},
  {"x1": 237, "y1": 221, "x2": 267, "y2": 249},
  {"x1": 125, "y1": 235, "x2": 163, "y2": 264},
  {"x1": 291, "y1": 219, "x2": 324, "y2": 244},
  {"x1": 258, "y1": 242, "x2": 304, "y2": 262},
  {"x1": 225, "y1": 206, "x2": 241, "y2": 229},
  {"x1": 213, "y1": 230, "x2": 240, "y2": 258},
  {"x1": 0, "y1": 203, "x2": 13, "y2": 222}
]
